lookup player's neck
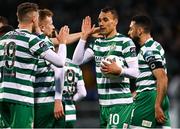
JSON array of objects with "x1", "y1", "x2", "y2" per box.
[
  {"x1": 139, "y1": 33, "x2": 151, "y2": 46},
  {"x1": 105, "y1": 29, "x2": 117, "y2": 39},
  {"x1": 18, "y1": 23, "x2": 33, "y2": 33}
]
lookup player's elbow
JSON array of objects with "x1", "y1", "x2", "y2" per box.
[{"x1": 54, "y1": 60, "x2": 65, "y2": 67}]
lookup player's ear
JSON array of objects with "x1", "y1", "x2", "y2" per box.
[
  {"x1": 138, "y1": 27, "x2": 144, "y2": 36},
  {"x1": 114, "y1": 19, "x2": 118, "y2": 26},
  {"x1": 16, "y1": 13, "x2": 20, "y2": 22},
  {"x1": 41, "y1": 26, "x2": 45, "y2": 31},
  {"x1": 32, "y1": 15, "x2": 37, "y2": 23}
]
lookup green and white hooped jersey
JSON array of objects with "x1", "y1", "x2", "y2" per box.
[
  {"x1": 0, "y1": 29, "x2": 49, "y2": 106},
  {"x1": 63, "y1": 59, "x2": 83, "y2": 121},
  {"x1": 34, "y1": 35, "x2": 55, "y2": 104},
  {"x1": 90, "y1": 33, "x2": 136, "y2": 106},
  {"x1": 136, "y1": 38, "x2": 167, "y2": 92}
]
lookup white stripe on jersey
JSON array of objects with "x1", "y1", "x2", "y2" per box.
[
  {"x1": 15, "y1": 51, "x2": 34, "y2": 59},
  {"x1": 0, "y1": 82, "x2": 33, "y2": 92},
  {"x1": 65, "y1": 104, "x2": 76, "y2": 111},
  {"x1": 138, "y1": 71, "x2": 152, "y2": 78},
  {"x1": 98, "y1": 88, "x2": 131, "y2": 95},
  {"x1": 96, "y1": 36, "x2": 131, "y2": 43},
  {"x1": 16, "y1": 72, "x2": 35, "y2": 82},
  {"x1": 1, "y1": 39, "x2": 29, "y2": 49},
  {"x1": 15, "y1": 61, "x2": 38, "y2": 71},
  {"x1": 0, "y1": 93, "x2": 33, "y2": 104},
  {"x1": 99, "y1": 97, "x2": 133, "y2": 106},
  {"x1": 35, "y1": 77, "x2": 54, "y2": 83},
  {"x1": 136, "y1": 80, "x2": 156, "y2": 86},
  {"x1": 0, "y1": 50, "x2": 35, "y2": 59},
  {"x1": 93, "y1": 45, "x2": 122, "y2": 52},
  {"x1": 34, "y1": 96, "x2": 54, "y2": 103},
  {"x1": 96, "y1": 77, "x2": 129, "y2": 84},
  {"x1": 34, "y1": 86, "x2": 55, "y2": 93},
  {"x1": 136, "y1": 87, "x2": 156, "y2": 93}
]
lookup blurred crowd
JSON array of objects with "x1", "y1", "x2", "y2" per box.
[{"x1": 0, "y1": 0, "x2": 179, "y2": 127}]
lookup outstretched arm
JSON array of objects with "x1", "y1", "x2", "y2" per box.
[
  {"x1": 72, "y1": 16, "x2": 95, "y2": 65},
  {"x1": 51, "y1": 32, "x2": 81, "y2": 45},
  {"x1": 40, "y1": 26, "x2": 69, "y2": 67}
]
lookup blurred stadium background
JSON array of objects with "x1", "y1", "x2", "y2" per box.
[{"x1": 0, "y1": 0, "x2": 179, "y2": 128}]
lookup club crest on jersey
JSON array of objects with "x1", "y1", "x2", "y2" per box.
[{"x1": 110, "y1": 43, "x2": 116, "y2": 51}]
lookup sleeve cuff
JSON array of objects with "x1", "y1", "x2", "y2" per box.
[
  {"x1": 79, "y1": 39, "x2": 87, "y2": 44},
  {"x1": 55, "y1": 91, "x2": 62, "y2": 100}
]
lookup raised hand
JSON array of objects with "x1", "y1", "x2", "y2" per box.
[
  {"x1": 81, "y1": 16, "x2": 95, "y2": 40},
  {"x1": 56, "y1": 25, "x2": 70, "y2": 44}
]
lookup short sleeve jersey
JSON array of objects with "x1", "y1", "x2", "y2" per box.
[{"x1": 136, "y1": 38, "x2": 167, "y2": 92}]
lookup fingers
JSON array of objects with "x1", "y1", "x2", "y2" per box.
[
  {"x1": 54, "y1": 100, "x2": 64, "y2": 119},
  {"x1": 156, "y1": 114, "x2": 166, "y2": 123},
  {"x1": 84, "y1": 16, "x2": 91, "y2": 25},
  {"x1": 100, "y1": 61, "x2": 109, "y2": 73},
  {"x1": 54, "y1": 109, "x2": 64, "y2": 119},
  {"x1": 57, "y1": 25, "x2": 69, "y2": 43},
  {"x1": 155, "y1": 107, "x2": 166, "y2": 124}
]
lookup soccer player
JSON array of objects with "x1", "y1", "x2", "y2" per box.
[
  {"x1": 34, "y1": 8, "x2": 70, "y2": 128},
  {"x1": 34, "y1": 8, "x2": 83, "y2": 128},
  {"x1": 72, "y1": 7, "x2": 139, "y2": 128},
  {"x1": 54, "y1": 58, "x2": 87, "y2": 128},
  {"x1": 0, "y1": 2, "x2": 67, "y2": 128},
  {"x1": 128, "y1": 15, "x2": 171, "y2": 129}
]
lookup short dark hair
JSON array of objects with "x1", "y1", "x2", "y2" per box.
[
  {"x1": 101, "y1": 6, "x2": 119, "y2": 20},
  {"x1": 132, "y1": 15, "x2": 152, "y2": 33},
  {"x1": 39, "y1": 9, "x2": 53, "y2": 22},
  {"x1": 17, "y1": 2, "x2": 38, "y2": 22},
  {"x1": 0, "y1": 16, "x2": 8, "y2": 25},
  {"x1": 0, "y1": 25, "x2": 14, "y2": 36}
]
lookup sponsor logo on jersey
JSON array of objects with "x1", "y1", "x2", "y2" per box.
[{"x1": 142, "y1": 120, "x2": 152, "y2": 127}]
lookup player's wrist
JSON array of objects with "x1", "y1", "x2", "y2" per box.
[{"x1": 81, "y1": 32, "x2": 89, "y2": 41}]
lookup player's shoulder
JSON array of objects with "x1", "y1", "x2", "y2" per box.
[
  {"x1": 116, "y1": 33, "x2": 133, "y2": 43},
  {"x1": 144, "y1": 39, "x2": 162, "y2": 51}
]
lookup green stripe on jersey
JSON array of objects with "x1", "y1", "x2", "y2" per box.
[
  {"x1": 34, "y1": 36, "x2": 55, "y2": 104},
  {"x1": 89, "y1": 33, "x2": 135, "y2": 106},
  {"x1": 136, "y1": 39, "x2": 167, "y2": 92},
  {"x1": 0, "y1": 29, "x2": 49, "y2": 105}
]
